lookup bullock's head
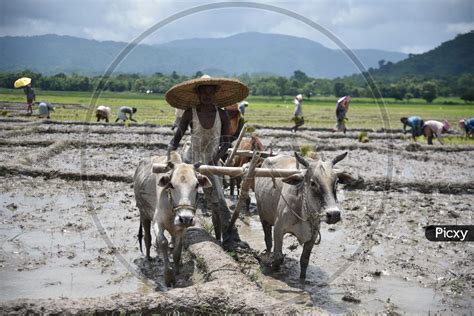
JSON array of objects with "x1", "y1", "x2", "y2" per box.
[
  {"x1": 282, "y1": 152, "x2": 354, "y2": 225},
  {"x1": 158, "y1": 161, "x2": 212, "y2": 227}
]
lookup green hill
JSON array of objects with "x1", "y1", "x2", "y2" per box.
[
  {"x1": 0, "y1": 32, "x2": 407, "y2": 78},
  {"x1": 371, "y1": 31, "x2": 474, "y2": 79}
]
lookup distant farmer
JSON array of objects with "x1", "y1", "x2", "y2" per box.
[
  {"x1": 38, "y1": 101, "x2": 54, "y2": 119},
  {"x1": 422, "y1": 120, "x2": 449, "y2": 145},
  {"x1": 96, "y1": 105, "x2": 111, "y2": 122},
  {"x1": 291, "y1": 94, "x2": 304, "y2": 132},
  {"x1": 166, "y1": 74, "x2": 249, "y2": 250},
  {"x1": 458, "y1": 118, "x2": 474, "y2": 137},
  {"x1": 226, "y1": 103, "x2": 245, "y2": 139},
  {"x1": 23, "y1": 83, "x2": 35, "y2": 115},
  {"x1": 239, "y1": 101, "x2": 249, "y2": 116},
  {"x1": 401, "y1": 116, "x2": 424, "y2": 140},
  {"x1": 333, "y1": 95, "x2": 351, "y2": 133},
  {"x1": 115, "y1": 106, "x2": 137, "y2": 123}
]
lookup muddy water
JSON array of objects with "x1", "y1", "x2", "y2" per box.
[
  {"x1": 34, "y1": 147, "x2": 165, "y2": 176},
  {"x1": 1, "y1": 120, "x2": 473, "y2": 313},
  {"x1": 236, "y1": 189, "x2": 473, "y2": 314},
  {"x1": 0, "y1": 178, "x2": 198, "y2": 302}
]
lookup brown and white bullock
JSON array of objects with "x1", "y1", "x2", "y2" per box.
[
  {"x1": 134, "y1": 152, "x2": 211, "y2": 286},
  {"x1": 254, "y1": 152, "x2": 353, "y2": 279}
]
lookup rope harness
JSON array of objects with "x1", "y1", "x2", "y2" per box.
[
  {"x1": 270, "y1": 171, "x2": 321, "y2": 245},
  {"x1": 165, "y1": 171, "x2": 199, "y2": 213}
]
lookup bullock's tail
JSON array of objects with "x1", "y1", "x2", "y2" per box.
[{"x1": 137, "y1": 222, "x2": 143, "y2": 254}]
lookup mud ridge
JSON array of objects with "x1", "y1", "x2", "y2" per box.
[
  {"x1": 0, "y1": 164, "x2": 133, "y2": 183},
  {"x1": 0, "y1": 139, "x2": 169, "y2": 150},
  {"x1": 0, "y1": 228, "x2": 317, "y2": 314},
  {"x1": 20, "y1": 140, "x2": 72, "y2": 165},
  {"x1": 0, "y1": 101, "x2": 89, "y2": 110},
  {"x1": 345, "y1": 178, "x2": 474, "y2": 194},
  {"x1": 1, "y1": 163, "x2": 471, "y2": 194}
]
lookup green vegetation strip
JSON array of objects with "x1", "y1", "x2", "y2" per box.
[{"x1": 1, "y1": 90, "x2": 472, "y2": 130}]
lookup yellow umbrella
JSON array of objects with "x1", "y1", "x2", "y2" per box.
[{"x1": 14, "y1": 77, "x2": 31, "y2": 88}]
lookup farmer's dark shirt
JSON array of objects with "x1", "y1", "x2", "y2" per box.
[
  {"x1": 169, "y1": 107, "x2": 231, "y2": 152},
  {"x1": 24, "y1": 86, "x2": 35, "y2": 102}
]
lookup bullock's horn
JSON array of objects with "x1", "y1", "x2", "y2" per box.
[
  {"x1": 193, "y1": 162, "x2": 202, "y2": 169},
  {"x1": 332, "y1": 152, "x2": 348, "y2": 166},
  {"x1": 294, "y1": 151, "x2": 309, "y2": 167}
]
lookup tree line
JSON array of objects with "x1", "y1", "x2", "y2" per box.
[{"x1": 1, "y1": 70, "x2": 473, "y2": 103}]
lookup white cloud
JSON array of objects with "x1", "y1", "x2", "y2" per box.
[
  {"x1": 400, "y1": 45, "x2": 434, "y2": 54},
  {"x1": 446, "y1": 22, "x2": 474, "y2": 34},
  {"x1": 1, "y1": 0, "x2": 472, "y2": 53}
]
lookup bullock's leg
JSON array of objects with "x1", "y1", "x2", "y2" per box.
[
  {"x1": 261, "y1": 220, "x2": 273, "y2": 253},
  {"x1": 142, "y1": 218, "x2": 152, "y2": 260},
  {"x1": 229, "y1": 177, "x2": 235, "y2": 197},
  {"x1": 236, "y1": 176, "x2": 242, "y2": 196},
  {"x1": 173, "y1": 235, "x2": 183, "y2": 274},
  {"x1": 272, "y1": 221, "x2": 285, "y2": 270},
  {"x1": 300, "y1": 233, "x2": 317, "y2": 280},
  {"x1": 158, "y1": 226, "x2": 175, "y2": 286}
]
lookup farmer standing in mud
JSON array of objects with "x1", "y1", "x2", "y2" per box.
[
  {"x1": 291, "y1": 94, "x2": 304, "y2": 132},
  {"x1": 23, "y1": 83, "x2": 35, "y2": 115},
  {"x1": 333, "y1": 95, "x2": 351, "y2": 133},
  {"x1": 166, "y1": 75, "x2": 249, "y2": 250}
]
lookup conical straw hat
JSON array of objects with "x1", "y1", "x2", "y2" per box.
[{"x1": 165, "y1": 75, "x2": 249, "y2": 109}]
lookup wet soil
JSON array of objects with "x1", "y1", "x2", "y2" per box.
[{"x1": 0, "y1": 119, "x2": 472, "y2": 313}]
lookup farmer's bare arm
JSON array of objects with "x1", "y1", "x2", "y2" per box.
[{"x1": 169, "y1": 109, "x2": 192, "y2": 150}]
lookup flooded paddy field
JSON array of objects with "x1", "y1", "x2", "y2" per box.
[{"x1": 0, "y1": 118, "x2": 472, "y2": 314}]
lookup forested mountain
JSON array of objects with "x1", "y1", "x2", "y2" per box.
[
  {"x1": 0, "y1": 32, "x2": 407, "y2": 78},
  {"x1": 369, "y1": 31, "x2": 474, "y2": 80}
]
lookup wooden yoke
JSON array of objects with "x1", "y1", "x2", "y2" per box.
[{"x1": 152, "y1": 164, "x2": 300, "y2": 178}]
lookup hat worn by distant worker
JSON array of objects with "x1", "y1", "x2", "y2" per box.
[{"x1": 165, "y1": 75, "x2": 249, "y2": 110}]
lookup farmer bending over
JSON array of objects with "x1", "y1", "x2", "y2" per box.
[
  {"x1": 115, "y1": 106, "x2": 137, "y2": 123},
  {"x1": 96, "y1": 105, "x2": 111, "y2": 123},
  {"x1": 459, "y1": 118, "x2": 474, "y2": 138},
  {"x1": 423, "y1": 120, "x2": 449, "y2": 145},
  {"x1": 38, "y1": 101, "x2": 54, "y2": 119},
  {"x1": 166, "y1": 75, "x2": 249, "y2": 250},
  {"x1": 401, "y1": 116, "x2": 424, "y2": 141}
]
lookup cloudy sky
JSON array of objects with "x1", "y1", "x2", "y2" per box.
[{"x1": 1, "y1": 0, "x2": 472, "y2": 53}]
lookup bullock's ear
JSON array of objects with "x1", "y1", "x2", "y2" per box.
[
  {"x1": 282, "y1": 172, "x2": 304, "y2": 185},
  {"x1": 158, "y1": 172, "x2": 172, "y2": 187},
  {"x1": 335, "y1": 169, "x2": 356, "y2": 184},
  {"x1": 294, "y1": 151, "x2": 309, "y2": 168},
  {"x1": 332, "y1": 152, "x2": 348, "y2": 166},
  {"x1": 197, "y1": 173, "x2": 212, "y2": 188}
]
